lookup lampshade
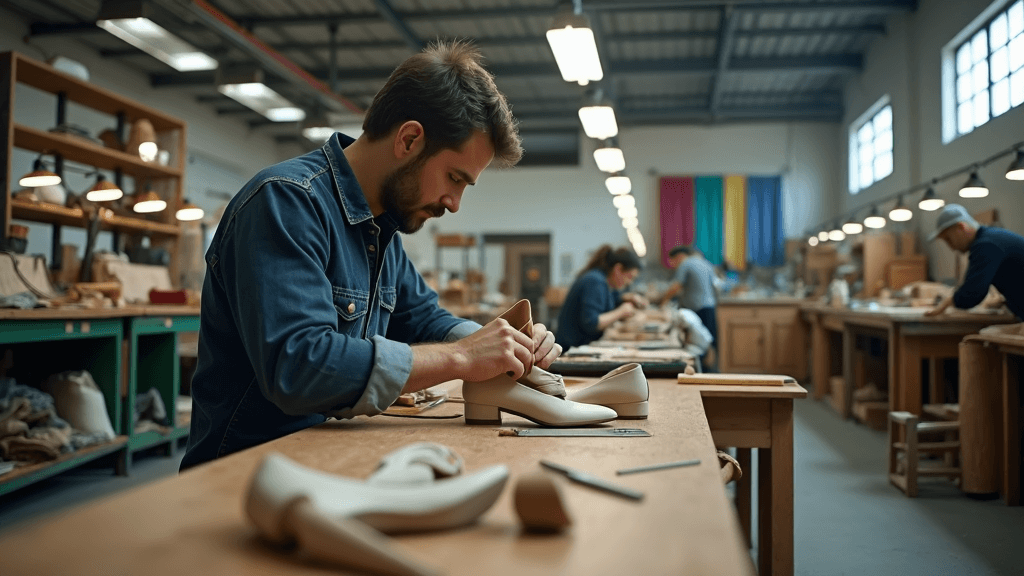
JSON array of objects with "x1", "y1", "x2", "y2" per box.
[
  {"x1": 594, "y1": 145, "x2": 625, "y2": 173},
  {"x1": 863, "y1": 205, "x2": 887, "y2": 228},
  {"x1": 132, "y1": 190, "x2": 167, "y2": 213},
  {"x1": 889, "y1": 196, "x2": 913, "y2": 221},
  {"x1": 86, "y1": 175, "x2": 123, "y2": 202},
  {"x1": 127, "y1": 118, "x2": 158, "y2": 162},
  {"x1": 612, "y1": 194, "x2": 635, "y2": 209},
  {"x1": 808, "y1": 236, "x2": 819, "y2": 247},
  {"x1": 828, "y1": 222, "x2": 845, "y2": 242},
  {"x1": 175, "y1": 198, "x2": 205, "y2": 221},
  {"x1": 817, "y1": 231, "x2": 829, "y2": 242},
  {"x1": 842, "y1": 218, "x2": 864, "y2": 235},
  {"x1": 19, "y1": 159, "x2": 62, "y2": 187},
  {"x1": 578, "y1": 105, "x2": 618, "y2": 140},
  {"x1": 605, "y1": 174, "x2": 631, "y2": 195},
  {"x1": 917, "y1": 186, "x2": 945, "y2": 211},
  {"x1": 1006, "y1": 149, "x2": 1024, "y2": 180},
  {"x1": 546, "y1": 5, "x2": 603, "y2": 86},
  {"x1": 959, "y1": 170, "x2": 989, "y2": 198}
]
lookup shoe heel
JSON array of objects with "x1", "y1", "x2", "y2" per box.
[
  {"x1": 464, "y1": 403, "x2": 502, "y2": 425},
  {"x1": 606, "y1": 401, "x2": 648, "y2": 420}
]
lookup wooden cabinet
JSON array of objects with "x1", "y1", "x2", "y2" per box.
[
  {"x1": 1, "y1": 52, "x2": 187, "y2": 282},
  {"x1": 717, "y1": 300, "x2": 808, "y2": 380}
]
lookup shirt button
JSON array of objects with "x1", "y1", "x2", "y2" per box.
[
  {"x1": 368, "y1": 245, "x2": 376, "y2": 252},
  {"x1": 369, "y1": 228, "x2": 378, "y2": 236},
  {"x1": 347, "y1": 303, "x2": 355, "y2": 313}
]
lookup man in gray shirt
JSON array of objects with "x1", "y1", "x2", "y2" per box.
[{"x1": 658, "y1": 245, "x2": 718, "y2": 369}]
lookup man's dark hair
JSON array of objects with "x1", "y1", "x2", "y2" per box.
[
  {"x1": 579, "y1": 244, "x2": 644, "y2": 278},
  {"x1": 669, "y1": 245, "x2": 695, "y2": 258},
  {"x1": 362, "y1": 40, "x2": 523, "y2": 168}
]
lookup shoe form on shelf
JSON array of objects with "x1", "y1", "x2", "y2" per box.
[
  {"x1": 367, "y1": 442, "x2": 464, "y2": 486},
  {"x1": 498, "y1": 299, "x2": 566, "y2": 398},
  {"x1": 245, "y1": 452, "x2": 508, "y2": 576},
  {"x1": 514, "y1": 471, "x2": 572, "y2": 533},
  {"x1": 462, "y1": 373, "x2": 617, "y2": 427},
  {"x1": 566, "y1": 363, "x2": 649, "y2": 420}
]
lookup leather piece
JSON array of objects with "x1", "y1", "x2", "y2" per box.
[{"x1": 497, "y1": 299, "x2": 566, "y2": 398}]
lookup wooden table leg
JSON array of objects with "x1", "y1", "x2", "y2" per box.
[
  {"x1": 736, "y1": 448, "x2": 752, "y2": 548},
  {"x1": 901, "y1": 335, "x2": 922, "y2": 415},
  {"x1": 812, "y1": 316, "x2": 829, "y2": 401},
  {"x1": 960, "y1": 340, "x2": 1003, "y2": 494},
  {"x1": 758, "y1": 446, "x2": 773, "y2": 576},
  {"x1": 1004, "y1": 354, "x2": 1020, "y2": 506},
  {"x1": 769, "y1": 399, "x2": 794, "y2": 576},
  {"x1": 841, "y1": 327, "x2": 855, "y2": 418}
]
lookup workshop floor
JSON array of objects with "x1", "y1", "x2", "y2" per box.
[{"x1": 2, "y1": 400, "x2": 1023, "y2": 575}]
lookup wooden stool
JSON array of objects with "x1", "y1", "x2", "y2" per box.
[{"x1": 888, "y1": 411, "x2": 961, "y2": 497}]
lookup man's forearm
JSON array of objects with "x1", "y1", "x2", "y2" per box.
[
  {"x1": 659, "y1": 283, "x2": 682, "y2": 306},
  {"x1": 403, "y1": 342, "x2": 468, "y2": 394}
]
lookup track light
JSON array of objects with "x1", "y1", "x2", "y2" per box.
[
  {"x1": 842, "y1": 217, "x2": 863, "y2": 235},
  {"x1": 863, "y1": 205, "x2": 886, "y2": 228},
  {"x1": 959, "y1": 170, "x2": 989, "y2": 198},
  {"x1": 808, "y1": 236, "x2": 819, "y2": 247},
  {"x1": 828, "y1": 222, "x2": 845, "y2": 242},
  {"x1": 1006, "y1": 149, "x2": 1024, "y2": 180},
  {"x1": 889, "y1": 195, "x2": 912, "y2": 222},
  {"x1": 918, "y1": 185, "x2": 945, "y2": 211},
  {"x1": 817, "y1": 231, "x2": 829, "y2": 242}
]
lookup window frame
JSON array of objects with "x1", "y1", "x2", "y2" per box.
[
  {"x1": 942, "y1": 0, "x2": 1024, "y2": 143},
  {"x1": 848, "y1": 95, "x2": 894, "y2": 195}
]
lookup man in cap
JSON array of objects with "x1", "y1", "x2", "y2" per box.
[{"x1": 925, "y1": 204, "x2": 1024, "y2": 318}]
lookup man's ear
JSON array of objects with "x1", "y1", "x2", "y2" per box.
[{"x1": 393, "y1": 121, "x2": 425, "y2": 160}]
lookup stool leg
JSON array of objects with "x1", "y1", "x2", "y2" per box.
[{"x1": 906, "y1": 416, "x2": 920, "y2": 497}]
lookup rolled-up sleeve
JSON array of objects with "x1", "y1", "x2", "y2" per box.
[{"x1": 217, "y1": 180, "x2": 386, "y2": 417}]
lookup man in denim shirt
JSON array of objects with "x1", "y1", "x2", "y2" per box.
[{"x1": 181, "y1": 41, "x2": 561, "y2": 470}]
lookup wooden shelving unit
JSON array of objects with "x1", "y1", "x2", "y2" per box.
[{"x1": 1, "y1": 51, "x2": 187, "y2": 280}]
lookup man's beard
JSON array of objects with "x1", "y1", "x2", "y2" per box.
[{"x1": 380, "y1": 156, "x2": 446, "y2": 233}]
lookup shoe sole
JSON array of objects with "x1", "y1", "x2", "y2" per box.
[{"x1": 464, "y1": 404, "x2": 614, "y2": 427}]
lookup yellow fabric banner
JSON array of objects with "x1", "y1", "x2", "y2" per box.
[{"x1": 723, "y1": 175, "x2": 747, "y2": 271}]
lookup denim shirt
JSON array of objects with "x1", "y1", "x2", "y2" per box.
[
  {"x1": 555, "y1": 269, "x2": 622, "y2": 350},
  {"x1": 181, "y1": 133, "x2": 479, "y2": 470}
]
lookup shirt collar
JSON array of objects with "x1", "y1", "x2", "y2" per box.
[{"x1": 323, "y1": 132, "x2": 376, "y2": 226}]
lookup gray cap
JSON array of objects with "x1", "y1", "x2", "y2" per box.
[{"x1": 927, "y1": 203, "x2": 979, "y2": 241}]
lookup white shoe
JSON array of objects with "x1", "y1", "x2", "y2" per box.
[
  {"x1": 463, "y1": 375, "x2": 617, "y2": 427},
  {"x1": 246, "y1": 452, "x2": 508, "y2": 576},
  {"x1": 566, "y1": 363, "x2": 649, "y2": 419},
  {"x1": 367, "y1": 442, "x2": 464, "y2": 486}
]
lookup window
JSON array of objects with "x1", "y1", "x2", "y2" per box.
[
  {"x1": 944, "y1": 0, "x2": 1024, "y2": 141},
  {"x1": 848, "y1": 97, "x2": 893, "y2": 194}
]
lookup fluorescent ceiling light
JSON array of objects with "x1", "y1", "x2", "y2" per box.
[
  {"x1": 546, "y1": 6, "x2": 603, "y2": 86},
  {"x1": 842, "y1": 220, "x2": 864, "y2": 235},
  {"x1": 219, "y1": 82, "x2": 306, "y2": 122},
  {"x1": 617, "y1": 205, "x2": 638, "y2": 219},
  {"x1": 828, "y1": 229, "x2": 846, "y2": 242},
  {"x1": 817, "y1": 231, "x2": 829, "y2": 242},
  {"x1": 808, "y1": 236, "x2": 819, "y2": 246},
  {"x1": 302, "y1": 127, "x2": 336, "y2": 142},
  {"x1": 605, "y1": 174, "x2": 631, "y2": 195},
  {"x1": 594, "y1": 146, "x2": 625, "y2": 173},
  {"x1": 579, "y1": 105, "x2": 617, "y2": 139},
  {"x1": 621, "y1": 216, "x2": 638, "y2": 228},
  {"x1": 97, "y1": 17, "x2": 217, "y2": 72},
  {"x1": 612, "y1": 194, "x2": 635, "y2": 209}
]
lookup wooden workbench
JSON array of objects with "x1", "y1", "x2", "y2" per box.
[
  {"x1": 801, "y1": 303, "x2": 1015, "y2": 416},
  {"x1": 0, "y1": 378, "x2": 777, "y2": 576},
  {"x1": 960, "y1": 331, "x2": 1023, "y2": 505}
]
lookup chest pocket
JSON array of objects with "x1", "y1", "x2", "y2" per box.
[{"x1": 333, "y1": 286, "x2": 369, "y2": 336}]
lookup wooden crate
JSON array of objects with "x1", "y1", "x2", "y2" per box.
[{"x1": 853, "y1": 400, "x2": 889, "y2": 431}]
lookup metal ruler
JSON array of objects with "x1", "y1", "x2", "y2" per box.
[{"x1": 507, "y1": 428, "x2": 650, "y2": 437}]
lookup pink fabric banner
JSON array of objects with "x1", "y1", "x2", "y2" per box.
[{"x1": 659, "y1": 176, "x2": 695, "y2": 267}]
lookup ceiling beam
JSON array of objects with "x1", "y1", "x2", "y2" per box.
[
  {"x1": 371, "y1": 0, "x2": 422, "y2": 51},
  {"x1": 234, "y1": 1, "x2": 913, "y2": 28},
  {"x1": 708, "y1": 6, "x2": 737, "y2": 118}
]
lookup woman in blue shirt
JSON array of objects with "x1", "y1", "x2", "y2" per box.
[{"x1": 556, "y1": 245, "x2": 645, "y2": 349}]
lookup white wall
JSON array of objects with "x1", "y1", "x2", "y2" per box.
[
  {"x1": 0, "y1": 6, "x2": 302, "y2": 261},
  {"x1": 427, "y1": 122, "x2": 839, "y2": 286},
  {"x1": 840, "y1": 0, "x2": 1024, "y2": 282}
]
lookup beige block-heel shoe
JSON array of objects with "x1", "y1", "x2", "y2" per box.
[
  {"x1": 566, "y1": 363, "x2": 650, "y2": 419},
  {"x1": 246, "y1": 452, "x2": 508, "y2": 576},
  {"x1": 462, "y1": 374, "x2": 617, "y2": 426},
  {"x1": 499, "y1": 298, "x2": 566, "y2": 398}
]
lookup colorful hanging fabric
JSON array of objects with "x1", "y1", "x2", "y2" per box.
[
  {"x1": 723, "y1": 175, "x2": 747, "y2": 271},
  {"x1": 693, "y1": 176, "x2": 723, "y2": 266},
  {"x1": 747, "y1": 176, "x2": 784, "y2": 267},
  {"x1": 658, "y1": 176, "x2": 694, "y2": 267}
]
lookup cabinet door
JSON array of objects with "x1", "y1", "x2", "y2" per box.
[
  {"x1": 765, "y1": 308, "x2": 808, "y2": 379},
  {"x1": 722, "y1": 319, "x2": 766, "y2": 372}
]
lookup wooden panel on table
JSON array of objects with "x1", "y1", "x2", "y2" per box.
[
  {"x1": 702, "y1": 397, "x2": 772, "y2": 448},
  {"x1": 898, "y1": 335, "x2": 923, "y2": 415},
  {"x1": 725, "y1": 320, "x2": 766, "y2": 372},
  {"x1": 0, "y1": 381, "x2": 754, "y2": 576},
  {"x1": 960, "y1": 340, "x2": 1004, "y2": 494},
  {"x1": 767, "y1": 312, "x2": 807, "y2": 380},
  {"x1": 770, "y1": 399, "x2": 795, "y2": 576},
  {"x1": 1003, "y1": 353, "x2": 1020, "y2": 505}
]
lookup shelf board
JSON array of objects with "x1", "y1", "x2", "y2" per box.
[
  {"x1": 14, "y1": 124, "x2": 181, "y2": 180},
  {"x1": 9, "y1": 53, "x2": 183, "y2": 131},
  {"x1": 0, "y1": 436, "x2": 127, "y2": 496},
  {"x1": 11, "y1": 199, "x2": 180, "y2": 237}
]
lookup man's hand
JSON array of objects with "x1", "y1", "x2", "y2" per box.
[
  {"x1": 450, "y1": 318, "x2": 535, "y2": 381},
  {"x1": 623, "y1": 292, "x2": 649, "y2": 309},
  {"x1": 925, "y1": 295, "x2": 954, "y2": 317},
  {"x1": 530, "y1": 322, "x2": 562, "y2": 369}
]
